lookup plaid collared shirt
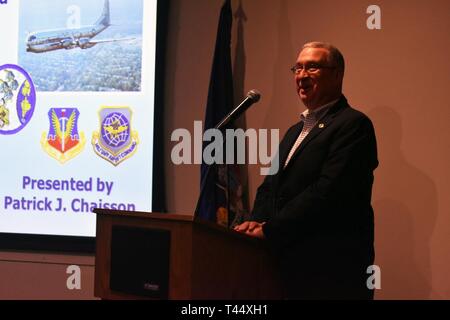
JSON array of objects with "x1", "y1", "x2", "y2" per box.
[{"x1": 284, "y1": 99, "x2": 339, "y2": 168}]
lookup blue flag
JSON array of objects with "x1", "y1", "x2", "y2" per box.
[{"x1": 197, "y1": 0, "x2": 247, "y2": 227}]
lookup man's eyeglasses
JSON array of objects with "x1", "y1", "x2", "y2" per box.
[{"x1": 290, "y1": 63, "x2": 336, "y2": 74}]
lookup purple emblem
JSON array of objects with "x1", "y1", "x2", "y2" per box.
[
  {"x1": 92, "y1": 107, "x2": 139, "y2": 166},
  {"x1": 0, "y1": 64, "x2": 36, "y2": 135}
]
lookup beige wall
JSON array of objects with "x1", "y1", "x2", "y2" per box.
[
  {"x1": 0, "y1": 0, "x2": 448, "y2": 299},
  {"x1": 0, "y1": 252, "x2": 96, "y2": 299}
]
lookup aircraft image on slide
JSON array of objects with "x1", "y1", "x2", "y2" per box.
[{"x1": 26, "y1": 0, "x2": 132, "y2": 53}]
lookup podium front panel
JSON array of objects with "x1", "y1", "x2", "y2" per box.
[{"x1": 110, "y1": 226, "x2": 171, "y2": 299}]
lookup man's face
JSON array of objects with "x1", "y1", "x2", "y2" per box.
[{"x1": 294, "y1": 47, "x2": 342, "y2": 109}]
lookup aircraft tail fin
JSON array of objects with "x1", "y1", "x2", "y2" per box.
[{"x1": 95, "y1": 0, "x2": 110, "y2": 27}]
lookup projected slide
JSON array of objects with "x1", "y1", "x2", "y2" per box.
[{"x1": 0, "y1": 0, "x2": 157, "y2": 237}]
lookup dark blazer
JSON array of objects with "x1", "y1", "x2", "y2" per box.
[{"x1": 252, "y1": 96, "x2": 378, "y2": 300}]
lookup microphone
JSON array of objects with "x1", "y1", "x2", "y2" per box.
[
  {"x1": 215, "y1": 90, "x2": 261, "y2": 130},
  {"x1": 194, "y1": 90, "x2": 261, "y2": 220}
]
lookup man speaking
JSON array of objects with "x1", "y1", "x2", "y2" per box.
[{"x1": 235, "y1": 42, "x2": 378, "y2": 300}]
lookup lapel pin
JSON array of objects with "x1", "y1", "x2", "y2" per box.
[{"x1": 318, "y1": 123, "x2": 325, "y2": 129}]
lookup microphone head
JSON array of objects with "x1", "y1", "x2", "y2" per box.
[{"x1": 247, "y1": 89, "x2": 261, "y2": 102}]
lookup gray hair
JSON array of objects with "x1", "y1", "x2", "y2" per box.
[{"x1": 302, "y1": 42, "x2": 345, "y2": 75}]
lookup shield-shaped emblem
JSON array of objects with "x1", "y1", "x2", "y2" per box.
[
  {"x1": 41, "y1": 108, "x2": 86, "y2": 164},
  {"x1": 92, "y1": 107, "x2": 139, "y2": 166}
]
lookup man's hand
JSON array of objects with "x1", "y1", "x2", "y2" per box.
[{"x1": 234, "y1": 221, "x2": 266, "y2": 239}]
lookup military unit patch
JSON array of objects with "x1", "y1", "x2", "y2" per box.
[
  {"x1": 92, "y1": 107, "x2": 139, "y2": 166},
  {"x1": 0, "y1": 64, "x2": 36, "y2": 135},
  {"x1": 41, "y1": 108, "x2": 86, "y2": 164}
]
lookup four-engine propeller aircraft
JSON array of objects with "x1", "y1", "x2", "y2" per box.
[{"x1": 26, "y1": 0, "x2": 133, "y2": 53}]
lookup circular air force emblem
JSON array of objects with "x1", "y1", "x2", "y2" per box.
[
  {"x1": 92, "y1": 107, "x2": 139, "y2": 166},
  {"x1": 0, "y1": 64, "x2": 36, "y2": 135}
]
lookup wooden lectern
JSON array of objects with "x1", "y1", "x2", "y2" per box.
[{"x1": 94, "y1": 209, "x2": 282, "y2": 300}]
